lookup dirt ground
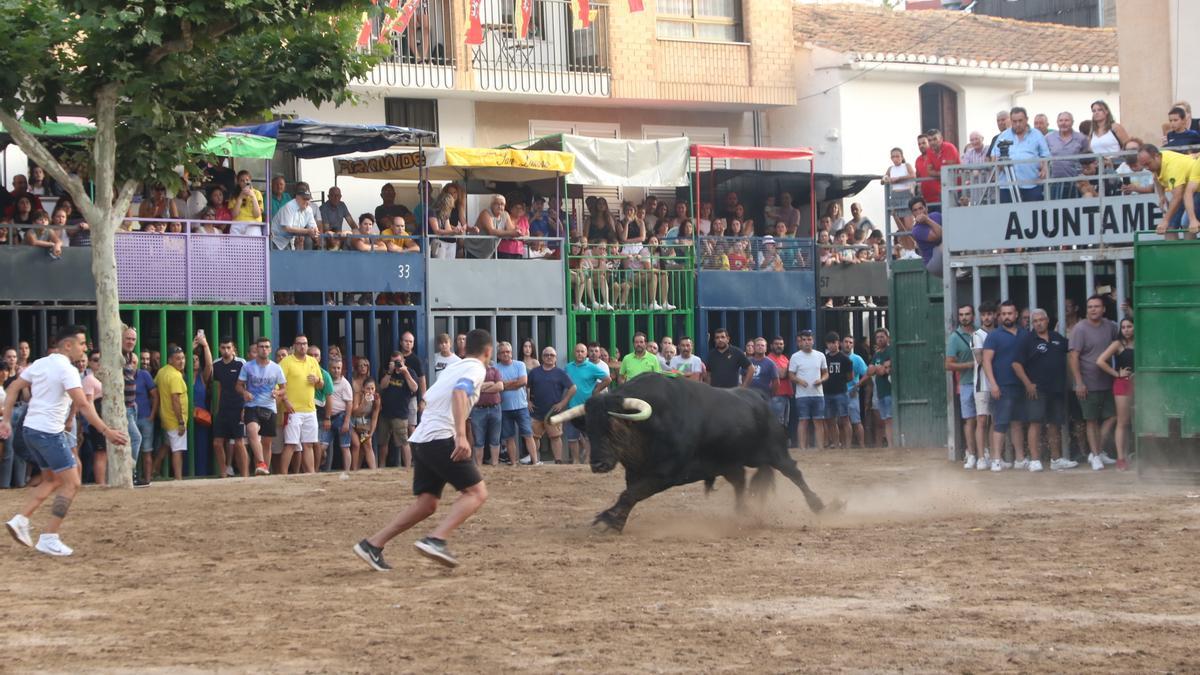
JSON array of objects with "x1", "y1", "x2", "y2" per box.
[{"x1": 0, "y1": 447, "x2": 1198, "y2": 674}]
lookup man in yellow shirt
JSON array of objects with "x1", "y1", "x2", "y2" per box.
[
  {"x1": 153, "y1": 347, "x2": 189, "y2": 482},
  {"x1": 380, "y1": 215, "x2": 420, "y2": 253},
  {"x1": 228, "y1": 169, "x2": 264, "y2": 226},
  {"x1": 1142, "y1": 145, "x2": 1197, "y2": 240},
  {"x1": 279, "y1": 334, "x2": 323, "y2": 474}
]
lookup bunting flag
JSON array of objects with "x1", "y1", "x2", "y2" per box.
[
  {"x1": 383, "y1": 0, "x2": 420, "y2": 35},
  {"x1": 515, "y1": 0, "x2": 534, "y2": 39},
  {"x1": 465, "y1": 0, "x2": 484, "y2": 45},
  {"x1": 628, "y1": 0, "x2": 644, "y2": 11},
  {"x1": 355, "y1": 10, "x2": 373, "y2": 47},
  {"x1": 572, "y1": 0, "x2": 596, "y2": 29}
]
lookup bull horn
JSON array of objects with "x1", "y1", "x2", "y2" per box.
[
  {"x1": 608, "y1": 397, "x2": 652, "y2": 421},
  {"x1": 549, "y1": 404, "x2": 586, "y2": 426}
]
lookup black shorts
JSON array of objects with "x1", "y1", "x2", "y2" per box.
[
  {"x1": 1026, "y1": 393, "x2": 1066, "y2": 425},
  {"x1": 412, "y1": 437, "x2": 483, "y2": 498},
  {"x1": 214, "y1": 409, "x2": 245, "y2": 440},
  {"x1": 242, "y1": 406, "x2": 277, "y2": 437}
]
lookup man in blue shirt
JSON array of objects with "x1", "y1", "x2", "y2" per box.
[
  {"x1": 990, "y1": 106, "x2": 1050, "y2": 202},
  {"x1": 842, "y1": 336, "x2": 868, "y2": 448},
  {"x1": 527, "y1": 347, "x2": 576, "y2": 465},
  {"x1": 563, "y1": 343, "x2": 611, "y2": 464},
  {"x1": 495, "y1": 342, "x2": 537, "y2": 465},
  {"x1": 747, "y1": 338, "x2": 779, "y2": 397},
  {"x1": 982, "y1": 301, "x2": 1030, "y2": 472}
]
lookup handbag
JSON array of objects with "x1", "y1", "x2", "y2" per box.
[{"x1": 193, "y1": 408, "x2": 212, "y2": 426}]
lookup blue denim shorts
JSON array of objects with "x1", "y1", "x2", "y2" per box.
[
  {"x1": 23, "y1": 427, "x2": 78, "y2": 474},
  {"x1": 847, "y1": 393, "x2": 862, "y2": 425},
  {"x1": 136, "y1": 416, "x2": 156, "y2": 454},
  {"x1": 875, "y1": 395, "x2": 893, "y2": 421},
  {"x1": 959, "y1": 382, "x2": 978, "y2": 419},
  {"x1": 564, "y1": 421, "x2": 583, "y2": 441},
  {"x1": 501, "y1": 407, "x2": 533, "y2": 440},
  {"x1": 824, "y1": 393, "x2": 849, "y2": 419},
  {"x1": 991, "y1": 385, "x2": 1026, "y2": 432},
  {"x1": 470, "y1": 405, "x2": 502, "y2": 448},
  {"x1": 793, "y1": 396, "x2": 826, "y2": 420},
  {"x1": 769, "y1": 396, "x2": 791, "y2": 427}
]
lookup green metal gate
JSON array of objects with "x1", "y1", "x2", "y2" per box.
[
  {"x1": 889, "y1": 259, "x2": 948, "y2": 448},
  {"x1": 1133, "y1": 235, "x2": 1200, "y2": 478}
]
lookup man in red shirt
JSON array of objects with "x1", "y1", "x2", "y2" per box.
[
  {"x1": 920, "y1": 129, "x2": 960, "y2": 212},
  {"x1": 767, "y1": 336, "x2": 794, "y2": 442}
]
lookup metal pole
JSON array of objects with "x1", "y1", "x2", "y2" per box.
[
  {"x1": 999, "y1": 263, "x2": 1010, "y2": 302},
  {"x1": 942, "y1": 201, "x2": 956, "y2": 461},
  {"x1": 1115, "y1": 259, "x2": 1127, "y2": 319},
  {"x1": 1027, "y1": 262, "x2": 1037, "y2": 316},
  {"x1": 1055, "y1": 261, "x2": 1066, "y2": 334},
  {"x1": 1084, "y1": 260, "x2": 1095, "y2": 303}
]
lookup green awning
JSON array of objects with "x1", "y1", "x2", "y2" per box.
[
  {"x1": 0, "y1": 120, "x2": 95, "y2": 147},
  {"x1": 196, "y1": 132, "x2": 277, "y2": 160}
]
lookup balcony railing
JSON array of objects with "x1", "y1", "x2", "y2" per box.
[
  {"x1": 471, "y1": 0, "x2": 611, "y2": 96},
  {"x1": 364, "y1": 0, "x2": 457, "y2": 89},
  {"x1": 698, "y1": 236, "x2": 814, "y2": 272},
  {"x1": 116, "y1": 218, "x2": 270, "y2": 304},
  {"x1": 567, "y1": 243, "x2": 694, "y2": 313}
]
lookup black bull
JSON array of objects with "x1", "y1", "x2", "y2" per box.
[{"x1": 549, "y1": 374, "x2": 836, "y2": 532}]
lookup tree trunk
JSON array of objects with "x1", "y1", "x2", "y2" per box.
[{"x1": 0, "y1": 87, "x2": 137, "y2": 487}]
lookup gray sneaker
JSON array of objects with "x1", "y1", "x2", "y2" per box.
[
  {"x1": 414, "y1": 536, "x2": 458, "y2": 568},
  {"x1": 353, "y1": 539, "x2": 392, "y2": 572}
]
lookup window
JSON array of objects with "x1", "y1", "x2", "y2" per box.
[
  {"x1": 657, "y1": 0, "x2": 743, "y2": 42},
  {"x1": 385, "y1": 98, "x2": 439, "y2": 144}
]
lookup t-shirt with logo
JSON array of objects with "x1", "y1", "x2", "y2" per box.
[
  {"x1": 279, "y1": 354, "x2": 322, "y2": 413},
  {"x1": 668, "y1": 355, "x2": 705, "y2": 378},
  {"x1": 238, "y1": 359, "x2": 287, "y2": 411},
  {"x1": 824, "y1": 351, "x2": 853, "y2": 397},
  {"x1": 1019, "y1": 330, "x2": 1068, "y2": 393},
  {"x1": 566, "y1": 359, "x2": 608, "y2": 407},
  {"x1": 432, "y1": 353, "x2": 461, "y2": 384},
  {"x1": 747, "y1": 356, "x2": 778, "y2": 394},
  {"x1": 788, "y1": 349, "x2": 827, "y2": 398},
  {"x1": 211, "y1": 357, "x2": 246, "y2": 414},
  {"x1": 704, "y1": 347, "x2": 750, "y2": 389},
  {"x1": 19, "y1": 353, "x2": 82, "y2": 434}
]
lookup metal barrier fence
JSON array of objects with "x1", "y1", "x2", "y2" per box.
[
  {"x1": 698, "y1": 236, "x2": 813, "y2": 271},
  {"x1": 471, "y1": 0, "x2": 611, "y2": 96},
  {"x1": 364, "y1": 0, "x2": 457, "y2": 89},
  {"x1": 567, "y1": 245, "x2": 694, "y2": 312},
  {"x1": 422, "y1": 233, "x2": 564, "y2": 260}
]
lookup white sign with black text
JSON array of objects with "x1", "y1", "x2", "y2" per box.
[{"x1": 943, "y1": 194, "x2": 1164, "y2": 252}]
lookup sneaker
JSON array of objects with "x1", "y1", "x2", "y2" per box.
[
  {"x1": 133, "y1": 477, "x2": 150, "y2": 487},
  {"x1": 532, "y1": 461, "x2": 544, "y2": 466},
  {"x1": 1098, "y1": 452, "x2": 1117, "y2": 465},
  {"x1": 1116, "y1": 458, "x2": 1128, "y2": 472},
  {"x1": 1013, "y1": 459, "x2": 1030, "y2": 471},
  {"x1": 575, "y1": 303, "x2": 589, "y2": 312},
  {"x1": 414, "y1": 536, "x2": 458, "y2": 568},
  {"x1": 6, "y1": 514, "x2": 32, "y2": 547},
  {"x1": 664, "y1": 302, "x2": 677, "y2": 310},
  {"x1": 1028, "y1": 459, "x2": 1044, "y2": 472},
  {"x1": 650, "y1": 302, "x2": 663, "y2": 310},
  {"x1": 519, "y1": 455, "x2": 532, "y2": 465},
  {"x1": 1090, "y1": 453, "x2": 1104, "y2": 471},
  {"x1": 1000, "y1": 460, "x2": 1013, "y2": 469},
  {"x1": 224, "y1": 465, "x2": 235, "y2": 478},
  {"x1": 990, "y1": 459, "x2": 1003, "y2": 472},
  {"x1": 255, "y1": 462, "x2": 270, "y2": 476},
  {"x1": 603, "y1": 303, "x2": 614, "y2": 311},
  {"x1": 35, "y1": 534, "x2": 73, "y2": 557},
  {"x1": 1050, "y1": 458, "x2": 1079, "y2": 471},
  {"x1": 963, "y1": 455, "x2": 976, "y2": 470},
  {"x1": 975, "y1": 456, "x2": 990, "y2": 471},
  {"x1": 353, "y1": 539, "x2": 392, "y2": 572}
]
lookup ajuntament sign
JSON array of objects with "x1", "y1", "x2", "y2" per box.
[{"x1": 943, "y1": 194, "x2": 1164, "y2": 252}]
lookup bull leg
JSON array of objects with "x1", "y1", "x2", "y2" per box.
[
  {"x1": 723, "y1": 466, "x2": 747, "y2": 513},
  {"x1": 703, "y1": 477, "x2": 716, "y2": 495},
  {"x1": 774, "y1": 458, "x2": 840, "y2": 514},
  {"x1": 595, "y1": 479, "x2": 667, "y2": 533}
]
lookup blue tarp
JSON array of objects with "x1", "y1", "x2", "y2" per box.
[{"x1": 222, "y1": 118, "x2": 436, "y2": 159}]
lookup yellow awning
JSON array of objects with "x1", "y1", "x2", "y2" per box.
[{"x1": 333, "y1": 147, "x2": 574, "y2": 182}]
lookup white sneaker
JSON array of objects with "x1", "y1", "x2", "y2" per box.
[
  {"x1": 1028, "y1": 459, "x2": 1044, "y2": 472},
  {"x1": 1001, "y1": 460, "x2": 1014, "y2": 469},
  {"x1": 576, "y1": 303, "x2": 589, "y2": 312},
  {"x1": 224, "y1": 465, "x2": 235, "y2": 477},
  {"x1": 603, "y1": 303, "x2": 614, "y2": 311},
  {"x1": 35, "y1": 534, "x2": 73, "y2": 557},
  {"x1": 990, "y1": 459, "x2": 1003, "y2": 472},
  {"x1": 975, "y1": 456, "x2": 990, "y2": 471},
  {"x1": 963, "y1": 455, "x2": 976, "y2": 470},
  {"x1": 1051, "y1": 458, "x2": 1079, "y2": 471},
  {"x1": 1090, "y1": 454, "x2": 1105, "y2": 471},
  {"x1": 6, "y1": 514, "x2": 32, "y2": 547},
  {"x1": 664, "y1": 302, "x2": 676, "y2": 310},
  {"x1": 519, "y1": 455, "x2": 532, "y2": 465},
  {"x1": 650, "y1": 302, "x2": 663, "y2": 310},
  {"x1": 1098, "y1": 452, "x2": 1117, "y2": 465},
  {"x1": 1013, "y1": 459, "x2": 1029, "y2": 471}
]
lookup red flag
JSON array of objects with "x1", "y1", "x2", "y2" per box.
[
  {"x1": 575, "y1": 0, "x2": 592, "y2": 29},
  {"x1": 628, "y1": 0, "x2": 644, "y2": 11},
  {"x1": 355, "y1": 11, "x2": 373, "y2": 47},
  {"x1": 384, "y1": 0, "x2": 420, "y2": 35},
  {"x1": 465, "y1": 0, "x2": 484, "y2": 45},
  {"x1": 515, "y1": 0, "x2": 533, "y2": 39}
]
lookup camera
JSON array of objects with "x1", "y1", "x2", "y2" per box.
[
  {"x1": 996, "y1": 139, "x2": 1013, "y2": 158},
  {"x1": 392, "y1": 359, "x2": 406, "y2": 373}
]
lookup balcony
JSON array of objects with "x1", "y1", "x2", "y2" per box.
[
  {"x1": 470, "y1": 0, "x2": 611, "y2": 96},
  {"x1": 364, "y1": 0, "x2": 457, "y2": 90},
  {"x1": 696, "y1": 236, "x2": 816, "y2": 310}
]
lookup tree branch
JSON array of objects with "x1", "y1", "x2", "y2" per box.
[{"x1": 145, "y1": 20, "x2": 236, "y2": 66}]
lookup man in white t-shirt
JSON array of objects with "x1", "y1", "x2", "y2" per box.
[
  {"x1": 431, "y1": 333, "x2": 461, "y2": 384},
  {"x1": 588, "y1": 342, "x2": 610, "y2": 377},
  {"x1": 354, "y1": 329, "x2": 493, "y2": 572},
  {"x1": 973, "y1": 301, "x2": 996, "y2": 459},
  {"x1": 1, "y1": 326, "x2": 129, "y2": 557},
  {"x1": 788, "y1": 330, "x2": 828, "y2": 451},
  {"x1": 323, "y1": 357, "x2": 354, "y2": 472},
  {"x1": 667, "y1": 337, "x2": 705, "y2": 382}
]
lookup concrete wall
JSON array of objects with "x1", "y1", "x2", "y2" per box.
[{"x1": 1117, "y1": 0, "x2": 1196, "y2": 142}]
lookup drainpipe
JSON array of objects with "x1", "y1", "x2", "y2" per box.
[
  {"x1": 1010, "y1": 74, "x2": 1034, "y2": 106},
  {"x1": 752, "y1": 111, "x2": 764, "y2": 171}
]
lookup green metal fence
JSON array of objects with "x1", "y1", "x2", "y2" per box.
[
  {"x1": 566, "y1": 243, "x2": 695, "y2": 354},
  {"x1": 889, "y1": 259, "x2": 948, "y2": 448},
  {"x1": 1133, "y1": 235, "x2": 1200, "y2": 476}
]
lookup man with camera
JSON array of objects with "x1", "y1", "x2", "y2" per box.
[
  {"x1": 990, "y1": 107, "x2": 1050, "y2": 203},
  {"x1": 379, "y1": 349, "x2": 419, "y2": 468}
]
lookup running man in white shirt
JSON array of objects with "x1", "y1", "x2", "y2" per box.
[
  {"x1": 1, "y1": 326, "x2": 129, "y2": 556},
  {"x1": 354, "y1": 329, "x2": 493, "y2": 571}
]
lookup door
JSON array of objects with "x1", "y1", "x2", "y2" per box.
[{"x1": 889, "y1": 260, "x2": 948, "y2": 448}]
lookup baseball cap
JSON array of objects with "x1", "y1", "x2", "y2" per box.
[
  {"x1": 762, "y1": 235, "x2": 776, "y2": 245},
  {"x1": 799, "y1": 329, "x2": 814, "y2": 337},
  {"x1": 294, "y1": 189, "x2": 313, "y2": 199}
]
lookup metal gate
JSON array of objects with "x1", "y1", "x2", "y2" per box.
[
  {"x1": 273, "y1": 305, "x2": 424, "y2": 374},
  {"x1": 574, "y1": 312, "x2": 693, "y2": 355},
  {"x1": 1, "y1": 304, "x2": 99, "y2": 355},
  {"x1": 890, "y1": 259, "x2": 947, "y2": 448},
  {"x1": 430, "y1": 310, "x2": 565, "y2": 360},
  {"x1": 697, "y1": 309, "x2": 813, "y2": 357}
]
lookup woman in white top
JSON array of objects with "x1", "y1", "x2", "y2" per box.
[
  {"x1": 1088, "y1": 100, "x2": 1129, "y2": 158},
  {"x1": 882, "y1": 147, "x2": 915, "y2": 232}
]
